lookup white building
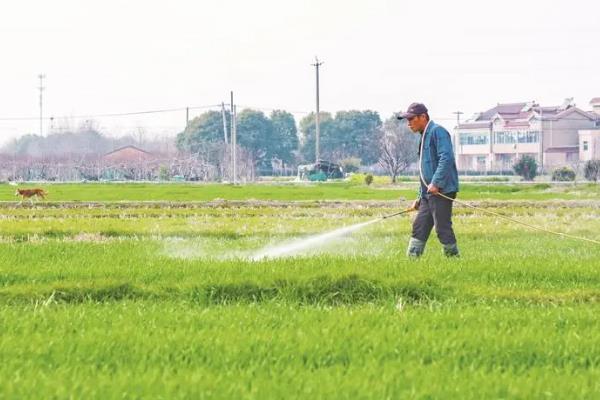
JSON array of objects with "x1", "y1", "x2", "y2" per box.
[
  {"x1": 455, "y1": 98, "x2": 598, "y2": 172},
  {"x1": 578, "y1": 98, "x2": 600, "y2": 162}
]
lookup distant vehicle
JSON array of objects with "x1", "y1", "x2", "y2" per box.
[{"x1": 297, "y1": 160, "x2": 344, "y2": 181}]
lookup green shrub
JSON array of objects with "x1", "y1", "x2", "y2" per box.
[
  {"x1": 584, "y1": 160, "x2": 600, "y2": 182},
  {"x1": 364, "y1": 173, "x2": 374, "y2": 186},
  {"x1": 551, "y1": 167, "x2": 575, "y2": 182},
  {"x1": 513, "y1": 156, "x2": 538, "y2": 181},
  {"x1": 348, "y1": 173, "x2": 391, "y2": 185}
]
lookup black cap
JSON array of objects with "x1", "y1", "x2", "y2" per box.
[{"x1": 397, "y1": 103, "x2": 428, "y2": 119}]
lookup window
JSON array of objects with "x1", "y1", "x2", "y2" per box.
[
  {"x1": 518, "y1": 131, "x2": 539, "y2": 143},
  {"x1": 583, "y1": 141, "x2": 589, "y2": 151},
  {"x1": 495, "y1": 131, "x2": 516, "y2": 144},
  {"x1": 459, "y1": 132, "x2": 488, "y2": 145},
  {"x1": 494, "y1": 131, "x2": 539, "y2": 144}
]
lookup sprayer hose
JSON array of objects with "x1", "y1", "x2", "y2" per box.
[{"x1": 439, "y1": 192, "x2": 600, "y2": 245}]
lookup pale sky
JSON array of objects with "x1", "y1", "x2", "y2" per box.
[{"x1": 1, "y1": 0, "x2": 599, "y2": 145}]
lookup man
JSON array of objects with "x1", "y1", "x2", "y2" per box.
[{"x1": 397, "y1": 103, "x2": 460, "y2": 257}]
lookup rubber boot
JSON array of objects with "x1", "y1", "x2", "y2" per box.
[
  {"x1": 406, "y1": 237, "x2": 426, "y2": 258},
  {"x1": 443, "y1": 242, "x2": 460, "y2": 257}
]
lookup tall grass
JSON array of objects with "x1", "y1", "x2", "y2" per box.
[
  {"x1": 1, "y1": 199, "x2": 600, "y2": 398},
  {"x1": 1, "y1": 303, "x2": 600, "y2": 399}
]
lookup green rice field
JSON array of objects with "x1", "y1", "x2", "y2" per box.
[{"x1": 1, "y1": 182, "x2": 600, "y2": 398}]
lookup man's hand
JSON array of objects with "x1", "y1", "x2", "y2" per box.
[
  {"x1": 410, "y1": 199, "x2": 420, "y2": 211},
  {"x1": 427, "y1": 183, "x2": 440, "y2": 195}
]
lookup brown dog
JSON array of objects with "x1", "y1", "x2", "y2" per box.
[{"x1": 15, "y1": 188, "x2": 48, "y2": 202}]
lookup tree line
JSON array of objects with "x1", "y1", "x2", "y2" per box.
[
  {"x1": 1, "y1": 109, "x2": 419, "y2": 182},
  {"x1": 2, "y1": 120, "x2": 171, "y2": 158},
  {"x1": 176, "y1": 109, "x2": 418, "y2": 179}
]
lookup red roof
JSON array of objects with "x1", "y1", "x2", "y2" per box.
[
  {"x1": 477, "y1": 102, "x2": 529, "y2": 121},
  {"x1": 548, "y1": 107, "x2": 597, "y2": 121},
  {"x1": 459, "y1": 101, "x2": 597, "y2": 133},
  {"x1": 103, "y1": 145, "x2": 151, "y2": 157}
]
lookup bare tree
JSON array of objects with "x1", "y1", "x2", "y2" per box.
[
  {"x1": 569, "y1": 159, "x2": 583, "y2": 183},
  {"x1": 378, "y1": 118, "x2": 419, "y2": 183}
]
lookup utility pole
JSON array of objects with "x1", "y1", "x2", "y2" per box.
[
  {"x1": 230, "y1": 91, "x2": 237, "y2": 184},
  {"x1": 221, "y1": 102, "x2": 229, "y2": 144},
  {"x1": 38, "y1": 74, "x2": 45, "y2": 136},
  {"x1": 539, "y1": 106, "x2": 544, "y2": 173},
  {"x1": 311, "y1": 57, "x2": 324, "y2": 163},
  {"x1": 453, "y1": 111, "x2": 463, "y2": 127},
  {"x1": 233, "y1": 105, "x2": 237, "y2": 184},
  {"x1": 186, "y1": 107, "x2": 189, "y2": 126}
]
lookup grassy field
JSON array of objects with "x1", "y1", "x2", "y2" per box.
[
  {"x1": 3, "y1": 180, "x2": 600, "y2": 201},
  {"x1": 1, "y1": 183, "x2": 600, "y2": 398}
]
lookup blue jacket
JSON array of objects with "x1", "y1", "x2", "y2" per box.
[{"x1": 418, "y1": 121, "x2": 459, "y2": 199}]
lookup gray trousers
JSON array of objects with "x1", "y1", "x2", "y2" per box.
[{"x1": 412, "y1": 193, "x2": 457, "y2": 245}]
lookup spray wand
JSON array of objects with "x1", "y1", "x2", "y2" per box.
[{"x1": 381, "y1": 207, "x2": 416, "y2": 220}]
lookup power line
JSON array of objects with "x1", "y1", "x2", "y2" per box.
[
  {"x1": 0, "y1": 105, "x2": 595, "y2": 124},
  {"x1": 0, "y1": 104, "x2": 221, "y2": 121}
]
